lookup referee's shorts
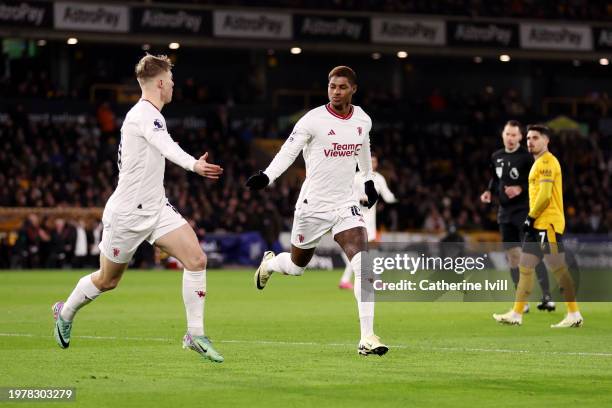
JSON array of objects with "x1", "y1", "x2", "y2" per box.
[{"x1": 499, "y1": 218, "x2": 524, "y2": 250}]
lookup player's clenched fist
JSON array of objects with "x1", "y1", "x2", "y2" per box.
[
  {"x1": 245, "y1": 170, "x2": 270, "y2": 190},
  {"x1": 194, "y1": 152, "x2": 223, "y2": 179},
  {"x1": 480, "y1": 190, "x2": 491, "y2": 203}
]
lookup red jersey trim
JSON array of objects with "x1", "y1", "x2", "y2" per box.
[{"x1": 326, "y1": 103, "x2": 354, "y2": 120}]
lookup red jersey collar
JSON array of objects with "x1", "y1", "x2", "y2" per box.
[{"x1": 326, "y1": 103, "x2": 354, "y2": 120}]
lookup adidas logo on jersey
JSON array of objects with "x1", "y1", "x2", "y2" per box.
[{"x1": 328, "y1": 129, "x2": 336, "y2": 136}]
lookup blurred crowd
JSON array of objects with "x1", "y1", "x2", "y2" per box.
[
  {"x1": 3, "y1": 88, "x2": 610, "y2": 217},
  {"x1": 1, "y1": 83, "x2": 610, "y2": 267},
  {"x1": 5, "y1": 214, "x2": 102, "y2": 269}
]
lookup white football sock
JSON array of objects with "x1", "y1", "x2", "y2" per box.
[
  {"x1": 340, "y1": 252, "x2": 353, "y2": 283},
  {"x1": 61, "y1": 271, "x2": 102, "y2": 322},
  {"x1": 266, "y1": 252, "x2": 304, "y2": 276},
  {"x1": 351, "y1": 252, "x2": 374, "y2": 339},
  {"x1": 183, "y1": 269, "x2": 206, "y2": 337}
]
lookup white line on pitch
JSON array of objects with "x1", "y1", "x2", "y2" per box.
[{"x1": 1, "y1": 332, "x2": 611, "y2": 357}]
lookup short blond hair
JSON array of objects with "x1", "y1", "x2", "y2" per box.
[{"x1": 135, "y1": 54, "x2": 173, "y2": 84}]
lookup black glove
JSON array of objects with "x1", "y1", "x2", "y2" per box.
[
  {"x1": 246, "y1": 170, "x2": 270, "y2": 190},
  {"x1": 364, "y1": 180, "x2": 379, "y2": 209},
  {"x1": 522, "y1": 215, "x2": 536, "y2": 235}
]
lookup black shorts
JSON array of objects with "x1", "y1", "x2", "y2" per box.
[
  {"x1": 522, "y1": 225, "x2": 564, "y2": 259},
  {"x1": 499, "y1": 220, "x2": 523, "y2": 250}
]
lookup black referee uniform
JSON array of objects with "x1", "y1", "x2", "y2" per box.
[
  {"x1": 488, "y1": 146, "x2": 531, "y2": 244},
  {"x1": 487, "y1": 146, "x2": 553, "y2": 306}
]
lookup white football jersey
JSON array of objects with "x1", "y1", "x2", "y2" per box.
[
  {"x1": 354, "y1": 171, "x2": 397, "y2": 240},
  {"x1": 106, "y1": 99, "x2": 196, "y2": 214},
  {"x1": 265, "y1": 104, "x2": 373, "y2": 213}
]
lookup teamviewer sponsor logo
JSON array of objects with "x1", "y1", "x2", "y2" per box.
[{"x1": 324, "y1": 143, "x2": 362, "y2": 157}]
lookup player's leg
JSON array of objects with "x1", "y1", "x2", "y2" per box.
[
  {"x1": 506, "y1": 247, "x2": 521, "y2": 287},
  {"x1": 53, "y1": 208, "x2": 137, "y2": 349},
  {"x1": 339, "y1": 251, "x2": 354, "y2": 289},
  {"x1": 154, "y1": 224, "x2": 207, "y2": 336},
  {"x1": 333, "y1": 206, "x2": 388, "y2": 356},
  {"x1": 501, "y1": 221, "x2": 532, "y2": 313},
  {"x1": 254, "y1": 210, "x2": 328, "y2": 289},
  {"x1": 494, "y1": 227, "x2": 542, "y2": 325},
  {"x1": 535, "y1": 260, "x2": 555, "y2": 311},
  {"x1": 505, "y1": 219, "x2": 554, "y2": 312},
  {"x1": 255, "y1": 244, "x2": 315, "y2": 289},
  {"x1": 543, "y1": 231, "x2": 582, "y2": 328},
  {"x1": 500, "y1": 222, "x2": 521, "y2": 288},
  {"x1": 339, "y1": 208, "x2": 374, "y2": 288},
  {"x1": 53, "y1": 255, "x2": 128, "y2": 348},
  {"x1": 152, "y1": 208, "x2": 223, "y2": 362}
]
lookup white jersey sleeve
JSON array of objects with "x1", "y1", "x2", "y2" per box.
[
  {"x1": 375, "y1": 172, "x2": 397, "y2": 203},
  {"x1": 357, "y1": 121, "x2": 373, "y2": 182},
  {"x1": 264, "y1": 114, "x2": 312, "y2": 183},
  {"x1": 105, "y1": 100, "x2": 196, "y2": 214},
  {"x1": 142, "y1": 117, "x2": 197, "y2": 172}
]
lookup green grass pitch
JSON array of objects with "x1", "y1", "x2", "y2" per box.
[{"x1": 1, "y1": 270, "x2": 612, "y2": 408}]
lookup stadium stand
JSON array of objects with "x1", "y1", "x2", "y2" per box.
[{"x1": 1, "y1": 5, "x2": 611, "y2": 266}]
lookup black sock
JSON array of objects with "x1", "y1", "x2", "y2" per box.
[
  {"x1": 510, "y1": 267, "x2": 519, "y2": 288},
  {"x1": 535, "y1": 261, "x2": 550, "y2": 298}
]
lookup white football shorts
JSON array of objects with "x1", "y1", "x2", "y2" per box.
[
  {"x1": 99, "y1": 200, "x2": 187, "y2": 263},
  {"x1": 291, "y1": 205, "x2": 366, "y2": 249}
]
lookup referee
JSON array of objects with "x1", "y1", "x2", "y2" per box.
[{"x1": 481, "y1": 120, "x2": 555, "y2": 312}]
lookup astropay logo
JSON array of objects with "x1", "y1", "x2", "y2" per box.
[
  {"x1": 520, "y1": 23, "x2": 592, "y2": 50},
  {"x1": 324, "y1": 143, "x2": 362, "y2": 158},
  {"x1": 54, "y1": 2, "x2": 129, "y2": 32},
  {"x1": 140, "y1": 9, "x2": 202, "y2": 33},
  {"x1": 0, "y1": 2, "x2": 48, "y2": 26}
]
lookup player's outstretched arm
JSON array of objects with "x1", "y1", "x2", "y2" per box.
[
  {"x1": 194, "y1": 152, "x2": 223, "y2": 180},
  {"x1": 482, "y1": 153, "x2": 498, "y2": 203},
  {"x1": 378, "y1": 176, "x2": 398, "y2": 204},
  {"x1": 358, "y1": 128, "x2": 378, "y2": 208},
  {"x1": 246, "y1": 129, "x2": 309, "y2": 190},
  {"x1": 141, "y1": 121, "x2": 199, "y2": 172}
]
